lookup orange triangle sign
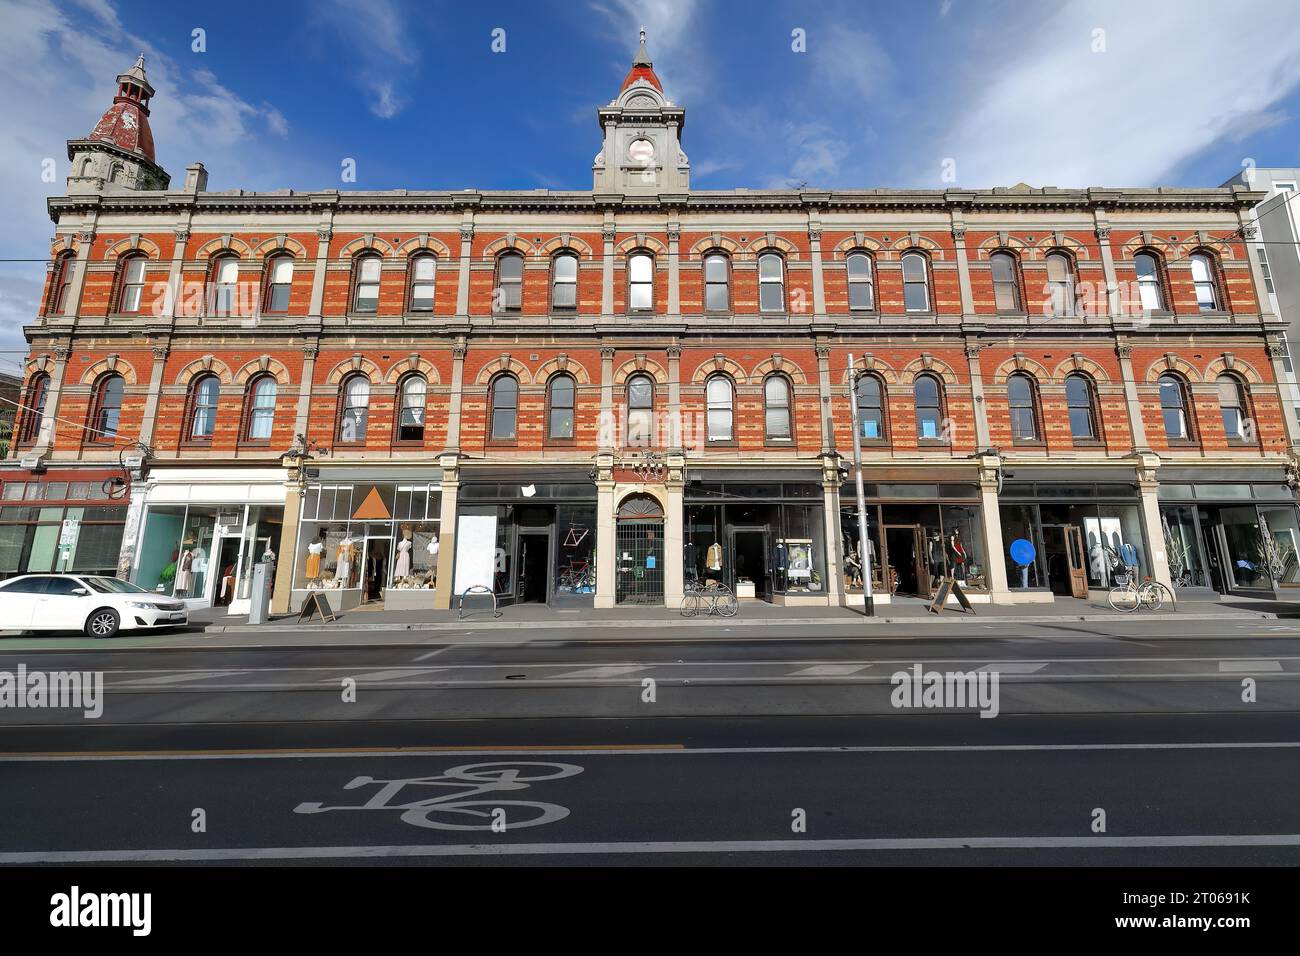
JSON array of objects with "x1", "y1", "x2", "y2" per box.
[{"x1": 352, "y1": 486, "x2": 391, "y2": 520}]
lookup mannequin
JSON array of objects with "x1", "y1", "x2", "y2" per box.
[
  {"x1": 395, "y1": 525, "x2": 413, "y2": 579},
  {"x1": 335, "y1": 535, "x2": 354, "y2": 587},
  {"x1": 306, "y1": 537, "x2": 324, "y2": 582},
  {"x1": 949, "y1": 530, "x2": 966, "y2": 579},
  {"x1": 175, "y1": 548, "x2": 194, "y2": 593}
]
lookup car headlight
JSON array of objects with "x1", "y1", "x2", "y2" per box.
[{"x1": 127, "y1": 601, "x2": 159, "y2": 609}]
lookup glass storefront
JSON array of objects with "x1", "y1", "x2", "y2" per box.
[
  {"x1": 137, "y1": 501, "x2": 284, "y2": 606},
  {"x1": 839, "y1": 484, "x2": 986, "y2": 597},
  {"x1": 454, "y1": 480, "x2": 597, "y2": 606},
  {"x1": 295, "y1": 482, "x2": 441, "y2": 603},
  {"x1": 999, "y1": 482, "x2": 1148, "y2": 595},
  {"x1": 1160, "y1": 505, "x2": 1208, "y2": 589},
  {"x1": 685, "y1": 482, "x2": 827, "y2": 599},
  {"x1": 0, "y1": 502, "x2": 126, "y2": 579}
]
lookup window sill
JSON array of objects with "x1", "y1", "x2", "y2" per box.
[
  {"x1": 764, "y1": 438, "x2": 796, "y2": 448},
  {"x1": 1011, "y1": 439, "x2": 1046, "y2": 449},
  {"x1": 1071, "y1": 439, "x2": 1104, "y2": 449},
  {"x1": 916, "y1": 439, "x2": 950, "y2": 448},
  {"x1": 1165, "y1": 439, "x2": 1200, "y2": 449},
  {"x1": 706, "y1": 440, "x2": 739, "y2": 449}
]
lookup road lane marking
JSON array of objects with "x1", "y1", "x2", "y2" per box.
[
  {"x1": 313, "y1": 668, "x2": 444, "y2": 683},
  {"x1": 5, "y1": 833, "x2": 1300, "y2": 862},
  {"x1": 548, "y1": 665, "x2": 651, "y2": 679},
  {"x1": 787, "y1": 664, "x2": 870, "y2": 676},
  {"x1": 1219, "y1": 660, "x2": 1283, "y2": 672},
  {"x1": 977, "y1": 662, "x2": 1047, "y2": 674},
  {"x1": 119, "y1": 670, "x2": 243, "y2": 685},
  {"x1": 1, "y1": 741, "x2": 1299, "y2": 761}
]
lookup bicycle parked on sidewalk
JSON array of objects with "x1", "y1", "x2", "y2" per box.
[
  {"x1": 680, "y1": 579, "x2": 739, "y2": 618},
  {"x1": 1107, "y1": 567, "x2": 1175, "y2": 612}
]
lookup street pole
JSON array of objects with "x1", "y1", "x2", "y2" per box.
[{"x1": 845, "y1": 354, "x2": 875, "y2": 617}]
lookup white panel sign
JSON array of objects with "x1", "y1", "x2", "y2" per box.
[{"x1": 454, "y1": 514, "x2": 498, "y2": 595}]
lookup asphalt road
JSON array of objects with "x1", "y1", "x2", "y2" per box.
[{"x1": 1, "y1": 618, "x2": 1298, "y2": 865}]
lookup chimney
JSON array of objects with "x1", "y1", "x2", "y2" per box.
[{"x1": 184, "y1": 162, "x2": 208, "y2": 193}]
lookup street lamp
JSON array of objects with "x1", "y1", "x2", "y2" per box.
[{"x1": 846, "y1": 354, "x2": 875, "y2": 617}]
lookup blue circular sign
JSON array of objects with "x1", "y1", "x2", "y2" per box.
[{"x1": 1009, "y1": 537, "x2": 1036, "y2": 566}]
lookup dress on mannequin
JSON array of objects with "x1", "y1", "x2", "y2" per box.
[
  {"x1": 395, "y1": 537, "x2": 412, "y2": 578},
  {"x1": 306, "y1": 541, "x2": 324, "y2": 579},
  {"x1": 335, "y1": 538, "x2": 353, "y2": 585},
  {"x1": 706, "y1": 542, "x2": 723, "y2": 571}
]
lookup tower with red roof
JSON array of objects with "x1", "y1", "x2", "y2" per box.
[
  {"x1": 66, "y1": 54, "x2": 171, "y2": 194},
  {"x1": 593, "y1": 30, "x2": 690, "y2": 194}
]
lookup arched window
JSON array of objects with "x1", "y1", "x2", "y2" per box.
[
  {"x1": 758, "y1": 252, "x2": 786, "y2": 312},
  {"x1": 706, "y1": 374, "x2": 734, "y2": 442},
  {"x1": 628, "y1": 252, "x2": 654, "y2": 311},
  {"x1": 1135, "y1": 251, "x2": 1165, "y2": 311},
  {"x1": 902, "y1": 251, "x2": 930, "y2": 312},
  {"x1": 244, "y1": 376, "x2": 277, "y2": 442},
  {"x1": 626, "y1": 373, "x2": 654, "y2": 446},
  {"x1": 497, "y1": 252, "x2": 523, "y2": 311},
  {"x1": 547, "y1": 374, "x2": 576, "y2": 441},
  {"x1": 397, "y1": 374, "x2": 427, "y2": 442},
  {"x1": 408, "y1": 254, "x2": 435, "y2": 312},
  {"x1": 91, "y1": 373, "x2": 124, "y2": 441},
  {"x1": 352, "y1": 255, "x2": 381, "y2": 313},
  {"x1": 914, "y1": 374, "x2": 944, "y2": 440},
  {"x1": 1191, "y1": 252, "x2": 1221, "y2": 312},
  {"x1": 551, "y1": 253, "x2": 578, "y2": 310},
  {"x1": 1065, "y1": 373, "x2": 1098, "y2": 441},
  {"x1": 186, "y1": 374, "x2": 220, "y2": 442},
  {"x1": 1045, "y1": 251, "x2": 1075, "y2": 317},
  {"x1": 210, "y1": 256, "x2": 240, "y2": 316},
  {"x1": 1006, "y1": 372, "x2": 1039, "y2": 441},
  {"x1": 847, "y1": 251, "x2": 874, "y2": 311},
  {"x1": 704, "y1": 252, "x2": 730, "y2": 311},
  {"x1": 1159, "y1": 373, "x2": 1191, "y2": 440},
  {"x1": 855, "y1": 373, "x2": 885, "y2": 440},
  {"x1": 338, "y1": 374, "x2": 370, "y2": 442},
  {"x1": 48, "y1": 252, "x2": 75, "y2": 315},
  {"x1": 116, "y1": 255, "x2": 147, "y2": 313},
  {"x1": 1217, "y1": 374, "x2": 1248, "y2": 439},
  {"x1": 18, "y1": 373, "x2": 48, "y2": 444},
  {"x1": 264, "y1": 255, "x2": 294, "y2": 313},
  {"x1": 489, "y1": 374, "x2": 518, "y2": 441},
  {"x1": 991, "y1": 251, "x2": 1021, "y2": 311},
  {"x1": 764, "y1": 375, "x2": 792, "y2": 441}
]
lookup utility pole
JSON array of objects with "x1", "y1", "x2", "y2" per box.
[{"x1": 845, "y1": 354, "x2": 875, "y2": 617}]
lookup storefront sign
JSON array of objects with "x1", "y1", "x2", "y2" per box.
[{"x1": 454, "y1": 513, "x2": 498, "y2": 594}]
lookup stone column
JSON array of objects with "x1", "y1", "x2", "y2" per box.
[
  {"x1": 951, "y1": 216, "x2": 975, "y2": 316},
  {"x1": 293, "y1": 345, "x2": 319, "y2": 437},
  {"x1": 663, "y1": 453, "x2": 686, "y2": 607},
  {"x1": 136, "y1": 343, "x2": 169, "y2": 447},
  {"x1": 965, "y1": 342, "x2": 991, "y2": 449},
  {"x1": 815, "y1": 343, "x2": 833, "y2": 454},
  {"x1": 1115, "y1": 340, "x2": 1150, "y2": 451},
  {"x1": 308, "y1": 228, "x2": 331, "y2": 318},
  {"x1": 443, "y1": 340, "x2": 467, "y2": 453},
  {"x1": 820, "y1": 454, "x2": 843, "y2": 605},
  {"x1": 594, "y1": 453, "x2": 616, "y2": 609},
  {"x1": 455, "y1": 221, "x2": 473, "y2": 317},
  {"x1": 34, "y1": 345, "x2": 71, "y2": 453},
  {"x1": 808, "y1": 218, "x2": 827, "y2": 317},
  {"x1": 433, "y1": 453, "x2": 460, "y2": 610},
  {"x1": 62, "y1": 229, "x2": 95, "y2": 321},
  {"x1": 601, "y1": 219, "x2": 616, "y2": 316},
  {"x1": 667, "y1": 220, "x2": 681, "y2": 318},
  {"x1": 1134, "y1": 452, "x2": 1174, "y2": 597},
  {"x1": 161, "y1": 226, "x2": 189, "y2": 321},
  {"x1": 666, "y1": 344, "x2": 682, "y2": 451},
  {"x1": 977, "y1": 454, "x2": 1012, "y2": 603},
  {"x1": 1265, "y1": 339, "x2": 1300, "y2": 449},
  {"x1": 1093, "y1": 216, "x2": 1118, "y2": 319},
  {"x1": 599, "y1": 345, "x2": 616, "y2": 452},
  {"x1": 272, "y1": 478, "x2": 302, "y2": 614}
]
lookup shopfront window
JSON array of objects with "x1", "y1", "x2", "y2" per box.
[
  {"x1": 838, "y1": 505, "x2": 883, "y2": 593},
  {"x1": 0, "y1": 499, "x2": 126, "y2": 581},
  {"x1": 1260, "y1": 506, "x2": 1300, "y2": 586},
  {"x1": 1000, "y1": 503, "x2": 1043, "y2": 589},
  {"x1": 554, "y1": 505, "x2": 596, "y2": 598},
  {"x1": 1161, "y1": 505, "x2": 1207, "y2": 589},
  {"x1": 136, "y1": 504, "x2": 221, "y2": 598},
  {"x1": 1220, "y1": 506, "x2": 1269, "y2": 589}
]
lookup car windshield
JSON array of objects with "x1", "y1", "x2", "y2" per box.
[{"x1": 84, "y1": 577, "x2": 149, "y2": 594}]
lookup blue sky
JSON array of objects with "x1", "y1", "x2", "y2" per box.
[{"x1": 0, "y1": 0, "x2": 1298, "y2": 360}]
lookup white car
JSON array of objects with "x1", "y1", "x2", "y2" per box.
[{"x1": 0, "y1": 574, "x2": 189, "y2": 638}]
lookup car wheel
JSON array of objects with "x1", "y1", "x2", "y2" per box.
[{"x1": 85, "y1": 608, "x2": 120, "y2": 639}]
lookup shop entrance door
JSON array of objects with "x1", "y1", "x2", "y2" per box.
[
  {"x1": 363, "y1": 537, "x2": 389, "y2": 603},
  {"x1": 884, "y1": 525, "x2": 926, "y2": 596},
  {"x1": 211, "y1": 537, "x2": 242, "y2": 608},
  {"x1": 729, "y1": 526, "x2": 771, "y2": 601},
  {"x1": 517, "y1": 532, "x2": 550, "y2": 603},
  {"x1": 1065, "y1": 526, "x2": 1089, "y2": 598},
  {"x1": 1040, "y1": 524, "x2": 1075, "y2": 596}
]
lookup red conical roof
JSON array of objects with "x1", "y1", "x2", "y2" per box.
[
  {"x1": 620, "y1": 29, "x2": 662, "y2": 92},
  {"x1": 86, "y1": 54, "x2": 157, "y2": 162}
]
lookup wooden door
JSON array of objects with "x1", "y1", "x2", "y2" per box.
[{"x1": 1065, "y1": 526, "x2": 1089, "y2": 598}]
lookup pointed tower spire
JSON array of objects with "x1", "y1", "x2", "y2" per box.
[
  {"x1": 633, "y1": 28, "x2": 651, "y2": 66},
  {"x1": 620, "y1": 28, "x2": 662, "y2": 92},
  {"x1": 65, "y1": 53, "x2": 170, "y2": 194},
  {"x1": 595, "y1": 30, "x2": 688, "y2": 194}
]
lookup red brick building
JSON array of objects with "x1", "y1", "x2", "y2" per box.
[{"x1": 5, "y1": 42, "x2": 1300, "y2": 616}]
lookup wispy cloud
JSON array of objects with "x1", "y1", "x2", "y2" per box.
[{"x1": 312, "y1": 0, "x2": 419, "y2": 119}]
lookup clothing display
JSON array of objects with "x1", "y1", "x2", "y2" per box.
[
  {"x1": 175, "y1": 550, "x2": 193, "y2": 592},
  {"x1": 305, "y1": 541, "x2": 324, "y2": 579},
  {"x1": 395, "y1": 538, "x2": 412, "y2": 578},
  {"x1": 706, "y1": 542, "x2": 723, "y2": 571},
  {"x1": 335, "y1": 538, "x2": 354, "y2": 586},
  {"x1": 192, "y1": 547, "x2": 207, "y2": 573},
  {"x1": 427, "y1": 534, "x2": 439, "y2": 557}
]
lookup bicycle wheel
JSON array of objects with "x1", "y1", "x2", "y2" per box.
[
  {"x1": 1140, "y1": 581, "x2": 1172, "y2": 612},
  {"x1": 1108, "y1": 584, "x2": 1139, "y2": 612},
  {"x1": 718, "y1": 591, "x2": 738, "y2": 617},
  {"x1": 680, "y1": 592, "x2": 701, "y2": 618},
  {"x1": 400, "y1": 800, "x2": 570, "y2": 831}
]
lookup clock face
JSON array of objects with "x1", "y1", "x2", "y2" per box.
[{"x1": 627, "y1": 139, "x2": 655, "y2": 165}]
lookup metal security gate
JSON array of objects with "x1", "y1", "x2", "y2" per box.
[{"x1": 616, "y1": 494, "x2": 664, "y2": 605}]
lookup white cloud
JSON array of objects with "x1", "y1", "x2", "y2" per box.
[
  {"x1": 313, "y1": 0, "x2": 418, "y2": 119},
  {"x1": 0, "y1": 0, "x2": 300, "y2": 357},
  {"x1": 588, "y1": 0, "x2": 703, "y2": 101},
  {"x1": 922, "y1": 0, "x2": 1300, "y2": 188}
]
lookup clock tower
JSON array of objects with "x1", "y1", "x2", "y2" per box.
[{"x1": 592, "y1": 31, "x2": 690, "y2": 195}]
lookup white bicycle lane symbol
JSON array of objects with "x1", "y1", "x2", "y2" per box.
[{"x1": 294, "y1": 762, "x2": 584, "y2": 831}]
